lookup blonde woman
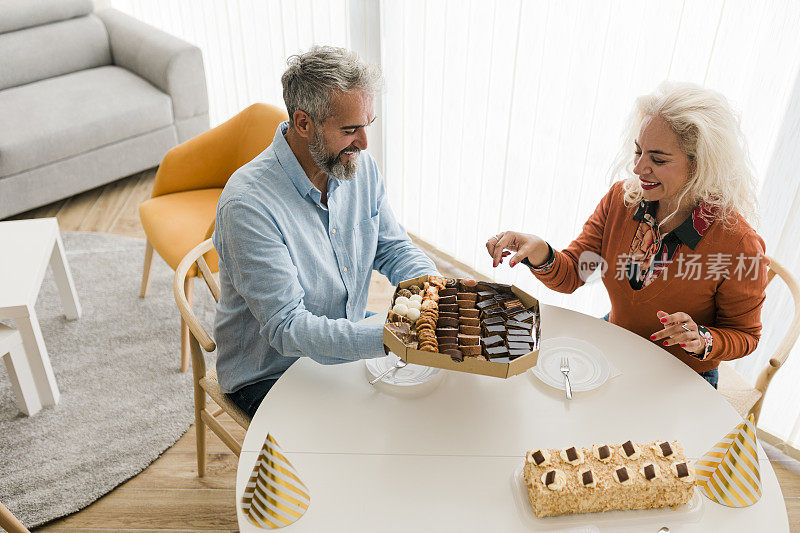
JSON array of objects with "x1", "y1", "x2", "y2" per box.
[{"x1": 486, "y1": 83, "x2": 768, "y2": 389}]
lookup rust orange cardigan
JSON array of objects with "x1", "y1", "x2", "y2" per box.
[{"x1": 532, "y1": 181, "x2": 769, "y2": 373}]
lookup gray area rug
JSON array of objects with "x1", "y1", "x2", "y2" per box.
[{"x1": 0, "y1": 232, "x2": 216, "y2": 528}]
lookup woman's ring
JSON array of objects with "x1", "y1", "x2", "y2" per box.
[{"x1": 680, "y1": 323, "x2": 691, "y2": 332}]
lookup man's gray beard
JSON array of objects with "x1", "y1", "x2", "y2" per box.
[{"x1": 309, "y1": 130, "x2": 359, "y2": 181}]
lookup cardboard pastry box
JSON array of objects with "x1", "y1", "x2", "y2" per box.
[{"x1": 383, "y1": 275, "x2": 540, "y2": 378}]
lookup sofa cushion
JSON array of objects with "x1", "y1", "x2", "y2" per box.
[
  {"x1": 0, "y1": 15, "x2": 111, "y2": 91},
  {"x1": 0, "y1": 66, "x2": 174, "y2": 177},
  {"x1": 0, "y1": 0, "x2": 93, "y2": 34}
]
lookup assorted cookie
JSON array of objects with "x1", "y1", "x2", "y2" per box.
[{"x1": 386, "y1": 276, "x2": 539, "y2": 364}]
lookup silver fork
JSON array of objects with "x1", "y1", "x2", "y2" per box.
[{"x1": 560, "y1": 356, "x2": 573, "y2": 400}]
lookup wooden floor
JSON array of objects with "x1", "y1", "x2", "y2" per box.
[{"x1": 6, "y1": 169, "x2": 800, "y2": 532}]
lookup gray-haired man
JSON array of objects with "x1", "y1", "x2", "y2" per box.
[{"x1": 213, "y1": 46, "x2": 437, "y2": 417}]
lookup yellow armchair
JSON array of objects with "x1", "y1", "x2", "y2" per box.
[{"x1": 139, "y1": 103, "x2": 289, "y2": 372}]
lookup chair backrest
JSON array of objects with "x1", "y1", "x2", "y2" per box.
[
  {"x1": 173, "y1": 239, "x2": 219, "y2": 378},
  {"x1": 151, "y1": 102, "x2": 289, "y2": 198},
  {"x1": 751, "y1": 256, "x2": 800, "y2": 420}
]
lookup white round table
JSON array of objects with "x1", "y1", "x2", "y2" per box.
[{"x1": 236, "y1": 304, "x2": 789, "y2": 532}]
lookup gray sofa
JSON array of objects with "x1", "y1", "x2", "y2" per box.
[{"x1": 0, "y1": 0, "x2": 209, "y2": 219}]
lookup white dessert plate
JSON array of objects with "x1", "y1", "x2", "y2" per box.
[
  {"x1": 511, "y1": 463, "x2": 703, "y2": 531},
  {"x1": 365, "y1": 352, "x2": 440, "y2": 386},
  {"x1": 530, "y1": 337, "x2": 615, "y2": 392}
]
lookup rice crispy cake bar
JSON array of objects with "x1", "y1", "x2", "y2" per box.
[{"x1": 523, "y1": 440, "x2": 696, "y2": 518}]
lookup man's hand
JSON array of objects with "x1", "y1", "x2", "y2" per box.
[{"x1": 485, "y1": 231, "x2": 549, "y2": 268}]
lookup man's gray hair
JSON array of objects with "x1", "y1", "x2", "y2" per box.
[{"x1": 281, "y1": 45, "x2": 382, "y2": 126}]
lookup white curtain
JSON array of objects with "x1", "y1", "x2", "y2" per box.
[
  {"x1": 736, "y1": 68, "x2": 800, "y2": 449},
  {"x1": 108, "y1": 0, "x2": 350, "y2": 126}
]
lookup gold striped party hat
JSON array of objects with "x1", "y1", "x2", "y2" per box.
[
  {"x1": 694, "y1": 414, "x2": 761, "y2": 507},
  {"x1": 241, "y1": 434, "x2": 311, "y2": 528}
]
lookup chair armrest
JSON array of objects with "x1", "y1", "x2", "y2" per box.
[{"x1": 96, "y1": 8, "x2": 208, "y2": 121}]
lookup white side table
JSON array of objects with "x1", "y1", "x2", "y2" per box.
[{"x1": 0, "y1": 218, "x2": 81, "y2": 413}]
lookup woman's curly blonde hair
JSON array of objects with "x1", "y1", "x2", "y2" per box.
[{"x1": 611, "y1": 82, "x2": 759, "y2": 229}]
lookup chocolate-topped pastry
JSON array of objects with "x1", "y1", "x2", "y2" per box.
[
  {"x1": 503, "y1": 304, "x2": 525, "y2": 315},
  {"x1": 460, "y1": 308, "x2": 479, "y2": 319},
  {"x1": 459, "y1": 325, "x2": 481, "y2": 336},
  {"x1": 644, "y1": 464, "x2": 657, "y2": 481},
  {"x1": 494, "y1": 293, "x2": 513, "y2": 302},
  {"x1": 508, "y1": 349, "x2": 529, "y2": 358},
  {"x1": 597, "y1": 445, "x2": 611, "y2": 460},
  {"x1": 506, "y1": 320, "x2": 533, "y2": 330},
  {"x1": 457, "y1": 292, "x2": 478, "y2": 302},
  {"x1": 675, "y1": 462, "x2": 689, "y2": 478},
  {"x1": 460, "y1": 345, "x2": 482, "y2": 356},
  {"x1": 456, "y1": 299, "x2": 476, "y2": 309},
  {"x1": 457, "y1": 334, "x2": 480, "y2": 346},
  {"x1": 491, "y1": 356, "x2": 511, "y2": 363},
  {"x1": 581, "y1": 470, "x2": 594, "y2": 486},
  {"x1": 477, "y1": 290, "x2": 497, "y2": 301},
  {"x1": 481, "y1": 315, "x2": 505, "y2": 326},
  {"x1": 438, "y1": 304, "x2": 458, "y2": 314},
  {"x1": 485, "y1": 346, "x2": 509, "y2": 358},
  {"x1": 503, "y1": 298, "x2": 524, "y2": 309},
  {"x1": 439, "y1": 287, "x2": 457, "y2": 297},
  {"x1": 458, "y1": 278, "x2": 478, "y2": 291},
  {"x1": 385, "y1": 323, "x2": 415, "y2": 345},
  {"x1": 396, "y1": 288, "x2": 413, "y2": 299},
  {"x1": 437, "y1": 295, "x2": 457, "y2": 306},
  {"x1": 475, "y1": 299, "x2": 498, "y2": 310},
  {"x1": 435, "y1": 327, "x2": 458, "y2": 337},
  {"x1": 659, "y1": 442, "x2": 673, "y2": 458},
  {"x1": 442, "y1": 348, "x2": 463, "y2": 361},
  {"x1": 508, "y1": 342, "x2": 533, "y2": 351},
  {"x1": 439, "y1": 311, "x2": 459, "y2": 319},
  {"x1": 482, "y1": 307, "x2": 504, "y2": 317},
  {"x1": 507, "y1": 335, "x2": 534, "y2": 344},
  {"x1": 507, "y1": 328, "x2": 531, "y2": 337},
  {"x1": 481, "y1": 335, "x2": 504, "y2": 347},
  {"x1": 437, "y1": 317, "x2": 459, "y2": 328},
  {"x1": 483, "y1": 324, "x2": 506, "y2": 336},
  {"x1": 459, "y1": 317, "x2": 480, "y2": 327},
  {"x1": 510, "y1": 310, "x2": 534, "y2": 323}
]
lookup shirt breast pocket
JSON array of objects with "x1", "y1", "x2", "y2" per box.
[{"x1": 352, "y1": 213, "x2": 379, "y2": 272}]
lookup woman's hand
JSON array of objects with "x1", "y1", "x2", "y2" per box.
[
  {"x1": 650, "y1": 310, "x2": 706, "y2": 356},
  {"x1": 485, "y1": 231, "x2": 550, "y2": 268}
]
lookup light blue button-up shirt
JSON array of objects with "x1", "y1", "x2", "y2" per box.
[{"x1": 213, "y1": 122, "x2": 437, "y2": 393}]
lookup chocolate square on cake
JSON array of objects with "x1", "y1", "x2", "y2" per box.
[
  {"x1": 660, "y1": 442, "x2": 673, "y2": 457},
  {"x1": 582, "y1": 470, "x2": 594, "y2": 486},
  {"x1": 616, "y1": 467, "x2": 629, "y2": 482},
  {"x1": 597, "y1": 445, "x2": 611, "y2": 460}
]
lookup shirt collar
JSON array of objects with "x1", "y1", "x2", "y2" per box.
[
  {"x1": 632, "y1": 199, "x2": 715, "y2": 250},
  {"x1": 272, "y1": 121, "x2": 345, "y2": 205},
  {"x1": 272, "y1": 121, "x2": 317, "y2": 199}
]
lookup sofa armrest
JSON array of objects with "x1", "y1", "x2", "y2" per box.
[{"x1": 96, "y1": 8, "x2": 208, "y2": 121}]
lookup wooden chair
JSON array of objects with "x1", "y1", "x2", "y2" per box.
[
  {"x1": 141, "y1": 103, "x2": 289, "y2": 372},
  {"x1": 719, "y1": 256, "x2": 800, "y2": 424},
  {"x1": 0, "y1": 500, "x2": 30, "y2": 533},
  {"x1": 173, "y1": 238, "x2": 251, "y2": 475}
]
